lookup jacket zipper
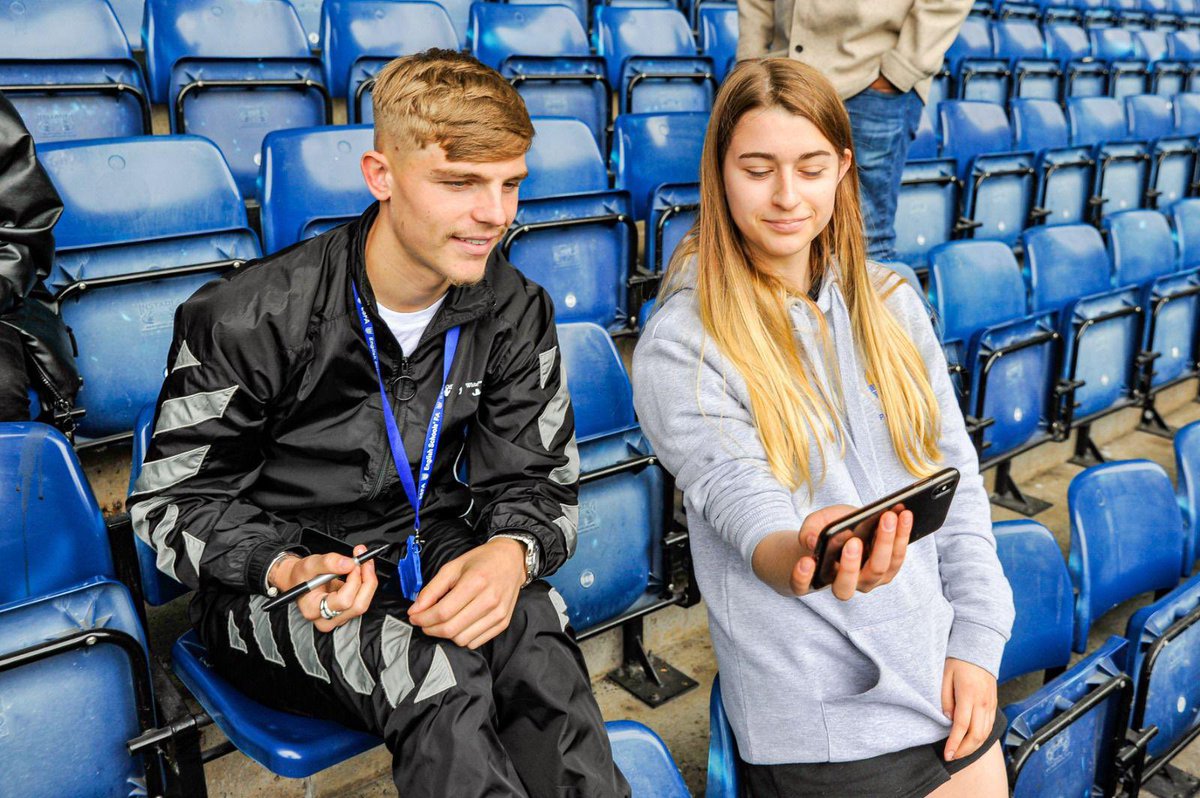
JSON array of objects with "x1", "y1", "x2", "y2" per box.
[{"x1": 366, "y1": 353, "x2": 412, "y2": 501}]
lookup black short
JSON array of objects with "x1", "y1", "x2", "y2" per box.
[{"x1": 742, "y1": 712, "x2": 1007, "y2": 798}]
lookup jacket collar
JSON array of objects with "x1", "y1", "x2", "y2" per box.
[{"x1": 348, "y1": 202, "x2": 498, "y2": 342}]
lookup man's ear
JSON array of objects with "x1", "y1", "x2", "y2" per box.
[
  {"x1": 837, "y1": 147, "x2": 853, "y2": 183},
  {"x1": 361, "y1": 150, "x2": 392, "y2": 201}
]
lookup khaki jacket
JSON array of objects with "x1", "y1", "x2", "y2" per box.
[{"x1": 735, "y1": 0, "x2": 973, "y2": 101}]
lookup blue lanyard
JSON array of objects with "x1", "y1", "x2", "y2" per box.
[{"x1": 351, "y1": 284, "x2": 459, "y2": 535}]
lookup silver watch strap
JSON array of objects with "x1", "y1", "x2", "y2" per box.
[{"x1": 492, "y1": 532, "x2": 540, "y2": 585}]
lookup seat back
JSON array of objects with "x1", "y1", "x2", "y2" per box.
[
  {"x1": 322, "y1": 0, "x2": 459, "y2": 108},
  {"x1": 995, "y1": 521, "x2": 1074, "y2": 683},
  {"x1": 1175, "y1": 93, "x2": 1200, "y2": 136},
  {"x1": 259, "y1": 124, "x2": 374, "y2": 253},
  {"x1": 1106, "y1": 209, "x2": 1178, "y2": 285},
  {"x1": 108, "y1": 0, "x2": 146, "y2": 51},
  {"x1": 1068, "y1": 460, "x2": 1185, "y2": 651},
  {"x1": 998, "y1": 18, "x2": 1061, "y2": 100},
  {"x1": 0, "y1": 423, "x2": 115, "y2": 606},
  {"x1": 471, "y1": 3, "x2": 590, "y2": 70},
  {"x1": 508, "y1": 191, "x2": 635, "y2": 330},
  {"x1": 1171, "y1": 197, "x2": 1200, "y2": 271},
  {"x1": 524, "y1": 117, "x2": 608, "y2": 200},
  {"x1": 1175, "y1": 419, "x2": 1200, "y2": 569},
  {"x1": 948, "y1": 17, "x2": 1009, "y2": 103},
  {"x1": 706, "y1": 675, "x2": 741, "y2": 798},
  {"x1": 552, "y1": 323, "x2": 656, "y2": 630},
  {"x1": 597, "y1": 7, "x2": 711, "y2": 114},
  {"x1": 1012, "y1": 98, "x2": 1071, "y2": 152},
  {"x1": 291, "y1": 0, "x2": 322, "y2": 48},
  {"x1": 1067, "y1": 96, "x2": 1130, "y2": 146},
  {"x1": 1022, "y1": 223, "x2": 1113, "y2": 312},
  {"x1": 698, "y1": 4, "x2": 737, "y2": 83},
  {"x1": 939, "y1": 100, "x2": 1014, "y2": 168},
  {"x1": 39, "y1": 135, "x2": 257, "y2": 439},
  {"x1": 0, "y1": 580, "x2": 153, "y2": 798},
  {"x1": 1168, "y1": 29, "x2": 1200, "y2": 61},
  {"x1": 0, "y1": 0, "x2": 147, "y2": 142},
  {"x1": 909, "y1": 106, "x2": 938, "y2": 160},
  {"x1": 928, "y1": 240, "x2": 1028, "y2": 343},
  {"x1": 895, "y1": 159, "x2": 959, "y2": 270},
  {"x1": 1126, "y1": 93, "x2": 1175, "y2": 140},
  {"x1": 1123, "y1": 575, "x2": 1200, "y2": 760},
  {"x1": 612, "y1": 112, "x2": 706, "y2": 220},
  {"x1": 606, "y1": 721, "x2": 691, "y2": 798},
  {"x1": 1002, "y1": 636, "x2": 1130, "y2": 798}
]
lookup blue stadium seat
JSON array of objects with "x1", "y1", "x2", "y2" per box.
[
  {"x1": 107, "y1": 0, "x2": 146, "y2": 52},
  {"x1": 524, "y1": 116, "x2": 609, "y2": 200},
  {"x1": 994, "y1": 520, "x2": 1075, "y2": 683},
  {"x1": 896, "y1": 158, "x2": 959, "y2": 271},
  {"x1": 1126, "y1": 94, "x2": 1197, "y2": 208},
  {"x1": 646, "y1": 183, "x2": 699, "y2": 274},
  {"x1": 1175, "y1": 92, "x2": 1200, "y2": 140},
  {"x1": 259, "y1": 124, "x2": 374, "y2": 254},
  {"x1": 1002, "y1": 636, "x2": 1133, "y2": 798},
  {"x1": 1011, "y1": 98, "x2": 1096, "y2": 226},
  {"x1": 1022, "y1": 224, "x2": 1140, "y2": 427},
  {"x1": 909, "y1": 106, "x2": 938, "y2": 160},
  {"x1": 1133, "y1": 29, "x2": 1190, "y2": 95},
  {"x1": 322, "y1": 0, "x2": 459, "y2": 124},
  {"x1": 1173, "y1": 420, "x2": 1200, "y2": 570},
  {"x1": 1068, "y1": 96, "x2": 1151, "y2": 219},
  {"x1": 1168, "y1": 30, "x2": 1200, "y2": 90},
  {"x1": 938, "y1": 100, "x2": 1035, "y2": 246},
  {"x1": 1068, "y1": 460, "x2": 1185, "y2": 652},
  {"x1": 0, "y1": 0, "x2": 151, "y2": 143},
  {"x1": 594, "y1": 7, "x2": 716, "y2": 115},
  {"x1": 1123, "y1": 575, "x2": 1200, "y2": 771},
  {"x1": 506, "y1": 190, "x2": 637, "y2": 330},
  {"x1": 0, "y1": 423, "x2": 115, "y2": 607},
  {"x1": 611, "y1": 112, "x2": 706, "y2": 221},
  {"x1": 144, "y1": 0, "x2": 331, "y2": 199},
  {"x1": 994, "y1": 17, "x2": 1063, "y2": 101},
  {"x1": 1171, "y1": 197, "x2": 1200, "y2": 274},
  {"x1": 606, "y1": 721, "x2": 690, "y2": 798},
  {"x1": 508, "y1": 0, "x2": 588, "y2": 26},
  {"x1": 698, "y1": 4, "x2": 738, "y2": 84},
  {"x1": 1105, "y1": 210, "x2": 1200, "y2": 389},
  {"x1": 39, "y1": 136, "x2": 260, "y2": 442},
  {"x1": 0, "y1": 579, "x2": 160, "y2": 797},
  {"x1": 1047, "y1": 21, "x2": 1110, "y2": 97},
  {"x1": 706, "y1": 675, "x2": 740, "y2": 798},
  {"x1": 1090, "y1": 27, "x2": 1150, "y2": 99},
  {"x1": 470, "y1": 3, "x2": 609, "y2": 151},
  {"x1": 550, "y1": 323, "x2": 661, "y2": 630},
  {"x1": 928, "y1": 240, "x2": 1057, "y2": 460},
  {"x1": 947, "y1": 17, "x2": 1011, "y2": 103}
]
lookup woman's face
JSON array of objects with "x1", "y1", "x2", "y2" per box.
[{"x1": 721, "y1": 106, "x2": 852, "y2": 289}]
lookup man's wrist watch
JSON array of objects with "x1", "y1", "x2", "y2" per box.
[{"x1": 493, "y1": 532, "x2": 540, "y2": 587}]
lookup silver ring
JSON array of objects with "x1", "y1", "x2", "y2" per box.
[{"x1": 319, "y1": 595, "x2": 342, "y2": 621}]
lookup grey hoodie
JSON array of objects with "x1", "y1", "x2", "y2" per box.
[{"x1": 631, "y1": 263, "x2": 1014, "y2": 765}]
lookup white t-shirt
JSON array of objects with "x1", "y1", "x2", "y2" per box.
[{"x1": 377, "y1": 295, "x2": 446, "y2": 357}]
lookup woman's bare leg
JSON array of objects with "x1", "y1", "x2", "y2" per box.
[{"x1": 927, "y1": 742, "x2": 1008, "y2": 798}]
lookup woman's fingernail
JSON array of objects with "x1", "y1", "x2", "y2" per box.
[
  {"x1": 946, "y1": 750, "x2": 956, "y2": 761},
  {"x1": 883, "y1": 514, "x2": 895, "y2": 532},
  {"x1": 799, "y1": 559, "x2": 813, "y2": 574}
]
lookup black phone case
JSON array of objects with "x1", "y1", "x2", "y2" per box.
[
  {"x1": 810, "y1": 467, "x2": 961, "y2": 590},
  {"x1": 299, "y1": 528, "x2": 401, "y2": 587}
]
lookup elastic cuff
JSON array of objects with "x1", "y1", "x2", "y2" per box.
[
  {"x1": 245, "y1": 541, "x2": 306, "y2": 596},
  {"x1": 946, "y1": 619, "x2": 1010, "y2": 678},
  {"x1": 728, "y1": 500, "x2": 805, "y2": 567},
  {"x1": 880, "y1": 51, "x2": 925, "y2": 95}
]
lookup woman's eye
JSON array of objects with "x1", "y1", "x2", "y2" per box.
[
  {"x1": 746, "y1": 170, "x2": 771, "y2": 178},
  {"x1": 801, "y1": 170, "x2": 825, "y2": 178}
]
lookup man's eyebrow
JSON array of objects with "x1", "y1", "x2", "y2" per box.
[{"x1": 430, "y1": 168, "x2": 529, "y2": 181}]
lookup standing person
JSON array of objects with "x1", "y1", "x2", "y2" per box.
[
  {"x1": 633, "y1": 59, "x2": 1013, "y2": 797},
  {"x1": 735, "y1": 0, "x2": 972, "y2": 260},
  {"x1": 128, "y1": 49, "x2": 629, "y2": 798}
]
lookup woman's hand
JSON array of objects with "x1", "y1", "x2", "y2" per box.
[
  {"x1": 941, "y1": 658, "x2": 998, "y2": 761},
  {"x1": 791, "y1": 504, "x2": 913, "y2": 600}
]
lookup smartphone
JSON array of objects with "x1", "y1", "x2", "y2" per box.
[
  {"x1": 300, "y1": 528, "x2": 400, "y2": 587},
  {"x1": 810, "y1": 467, "x2": 960, "y2": 590}
]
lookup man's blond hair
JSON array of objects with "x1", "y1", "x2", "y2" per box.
[{"x1": 371, "y1": 49, "x2": 534, "y2": 161}]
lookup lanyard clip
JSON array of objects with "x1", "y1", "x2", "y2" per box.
[{"x1": 397, "y1": 535, "x2": 424, "y2": 601}]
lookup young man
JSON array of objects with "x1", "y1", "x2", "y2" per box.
[
  {"x1": 128, "y1": 50, "x2": 630, "y2": 797},
  {"x1": 735, "y1": 0, "x2": 972, "y2": 260}
]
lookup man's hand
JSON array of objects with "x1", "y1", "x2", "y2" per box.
[
  {"x1": 270, "y1": 545, "x2": 379, "y2": 633},
  {"x1": 941, "y1": 658, "x2": 998, "y2": 762},
  {"x1": 407, "y1": 538, "x2": 527, "y2": 649},
  {"x1": 791, "y1": 505, "x2": 913, "y2": 600}
]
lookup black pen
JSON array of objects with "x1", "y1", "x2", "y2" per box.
[{"x1": 263, "y1": 542, "x2": 393, "y2": 612}]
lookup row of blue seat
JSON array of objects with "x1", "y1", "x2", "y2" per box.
[
  {"x1": 898, "y1": 94, "x2": 1200, "y2": 266},
  {"x1": 0, "y1": 414, "x2": 692, "y2": 796}
]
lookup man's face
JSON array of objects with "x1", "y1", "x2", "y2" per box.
[{"x1": 371, "y1": 141, "x2": 528, "y2": 288}]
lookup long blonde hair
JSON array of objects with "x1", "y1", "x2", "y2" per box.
[{"x1": 663, "y1": 59, "x2": 942, "y2": 492}]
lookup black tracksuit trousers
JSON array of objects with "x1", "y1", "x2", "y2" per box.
[{"x1": 193, "y1": 581, "x2": 631, "y2": 797}]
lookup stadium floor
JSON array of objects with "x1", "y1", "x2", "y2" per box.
[{"x1": 78, "y1": 382, "x2": 1200, "y2": 796}]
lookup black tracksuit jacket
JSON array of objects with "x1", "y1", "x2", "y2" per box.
[{"x1": 127, "y1": 203, "x2": 579, "y2": 599}]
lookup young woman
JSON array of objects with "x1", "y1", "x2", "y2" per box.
[{"x1": 632, "y1": 59, "x2": 1014, "y2": 797}]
